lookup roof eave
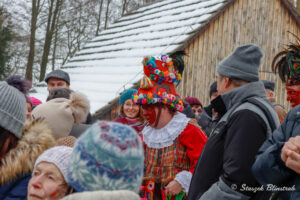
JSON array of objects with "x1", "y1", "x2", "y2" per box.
[
  {"x1": 93, "y1": 81, "x2": 140, "y2": 120},
  {"x1": 172, "y1": 0, "x2": 300, "y2": 53}
]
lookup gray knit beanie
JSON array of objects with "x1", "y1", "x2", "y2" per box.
[
  {"x1": 217, "y1": 44, "x2": 263, "y2": 82},
  {"x1": 0, "y1": 81, "x2": 26, "y2": 138}
]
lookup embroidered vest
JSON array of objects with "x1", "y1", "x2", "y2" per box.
[{"x1": 144, "y1": 135, "x2": 190, "y2": 185}]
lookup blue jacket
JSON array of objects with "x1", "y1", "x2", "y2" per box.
[
  {"x1": 0, "y1": 174, "x2": 30, "y2": 200},
  {"x1": 252, "y1": 105, "x2": 300, "y2": 200}
]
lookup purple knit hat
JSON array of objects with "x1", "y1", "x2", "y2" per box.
[{"x1": 184, "y1": 96, "x2": 203, "y2": 107}]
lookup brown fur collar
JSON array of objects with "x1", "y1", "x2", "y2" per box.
[{"x1": 0, "y1": 119, "x2": 57, "y2": 185}]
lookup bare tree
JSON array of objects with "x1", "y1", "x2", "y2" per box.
[
  {"x1": 144, "y1": 0, "x2": 155, "y2": 4},
  {"x1": 25, "y1": 0, "x2": 42, "y2": 81},
  {"x1": 95, "y1": 0, "x2": 104, "y2": 36},
  {"x1": 122, "y1": 0, "x2": 128, "y2": 16},
  {"x1": 39, "y1": 0, "x2": 63, "y2": 82},
  {"x1": 104, "y1": 0, "x2": 111, "y2": 30}
]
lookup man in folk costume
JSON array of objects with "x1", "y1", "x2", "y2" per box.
[{"x1": 133, "y1": 55, "x2": 207, "y2": 200}]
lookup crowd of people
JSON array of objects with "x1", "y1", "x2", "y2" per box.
[{"x1": 0, "y1": 36, "x2": 300, "y2": 200}]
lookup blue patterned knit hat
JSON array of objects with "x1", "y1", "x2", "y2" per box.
[{"x1": 67, "y1": 121, "x2": 144, "y2": 193}]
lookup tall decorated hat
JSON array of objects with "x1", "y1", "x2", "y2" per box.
[
  {"x1": 132, "y1": 55, "x2": 184, "y2": 112},
  {"x1": 272, "y1": 33, "x2": 300, "y2": 84},
  {"x1": 272, "y1": 33, "x2": 300, "y2": 107}
]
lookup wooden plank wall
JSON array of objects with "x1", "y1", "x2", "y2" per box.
[{"x1": 178, "y1": 0, "x2": 300, "y2": 110}]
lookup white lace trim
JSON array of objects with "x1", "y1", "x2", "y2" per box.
[
  {"x1": 142, "y1": 112, "x2": 190, "y2": 148},
  {"x1": 174, "y1": 170, "x2": 192, "y2": 193}
]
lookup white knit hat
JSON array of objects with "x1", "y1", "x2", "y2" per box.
[{"x1": 34, "y1": 146, "x2": 73, "y2": 181}]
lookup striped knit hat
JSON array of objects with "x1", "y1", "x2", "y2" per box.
[
  {"x1": 67, "y1": 121, "x2": 144, "y2": 193},
  {"x1": 0, "y1": 81, "x2": 26, "y2": 138}
]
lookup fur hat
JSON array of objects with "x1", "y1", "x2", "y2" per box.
[
  {"x1": 67, "y1": 121, "x2": 144, "y2": 193},
  {"x1": 31, "y1": 92, "x2": 90, "y2": 139}
]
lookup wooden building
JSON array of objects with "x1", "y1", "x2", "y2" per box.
[
  {"x1": 96, "y1": 0, "x2": 300, "y2": 120},
  {"x1": 177, "y1": 0, "x2": 300, "y2": 109}
]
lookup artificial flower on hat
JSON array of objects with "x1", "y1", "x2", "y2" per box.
[{"x1": 133, "y1": 55, "x2": 184, "y2": 112}]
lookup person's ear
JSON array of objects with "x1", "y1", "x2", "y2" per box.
[{"x1": 224, "y1": 77, "x2": 231, "y2": 88}]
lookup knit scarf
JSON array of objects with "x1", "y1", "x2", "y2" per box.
[{"x1": 113, "y1": 115, "x2": 145, "y2": 133}]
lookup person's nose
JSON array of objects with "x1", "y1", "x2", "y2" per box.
[{"x1": 31, "y1": 176, "x2": 43, "y2": 189}]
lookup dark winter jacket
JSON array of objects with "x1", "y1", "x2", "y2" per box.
[
  {"x1": 252, "y1": 105, "x2": 300, "y2": 200},
  {"x1": 196, "y1": 104, "x2": 220, "y2": 137},
  {"x1": 70, "y1": 123, "x2": 91, "y2": 138},
  {"x1": 0, "y1": 174, "x2": 30, "y2": 200},
  {"x1": 0, "y1": 119, "x2": 57, "y2": 200},
  {"x1": 188, "y1": 81, "x2": 279, "y2": 200}
]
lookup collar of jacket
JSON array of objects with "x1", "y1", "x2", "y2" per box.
[
  {"x1": 211, "y1": 81, "x2": 268, "y2": 116},
  {"x1": 0, "y1": 119, "x2": 57, "y2": 185},
  {"x1": 203, "y1": 104, "x2": 213, "y2": 118}
]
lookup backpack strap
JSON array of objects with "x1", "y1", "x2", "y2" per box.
[{"x1": 242, "y1": 97, "x2": 277, "y2": 132}]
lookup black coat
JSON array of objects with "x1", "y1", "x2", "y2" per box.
[
  {"x1": 188, "y1": 82, "x2": 279, "y2": 200},
  {"x1": 188, "y1": 109, "x2": 268, "y2": 199}
]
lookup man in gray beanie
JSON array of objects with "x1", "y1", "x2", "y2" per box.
[
  {"x1": 188, "y1": 44, "x2": 280, "y2": 200},
  {"x1": 45, "y1": 69, "x2": 70, "y2": 92}
]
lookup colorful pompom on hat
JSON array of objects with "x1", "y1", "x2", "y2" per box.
[{"x1": 132, "y1": 55, "x2": 184, "y2": 112}]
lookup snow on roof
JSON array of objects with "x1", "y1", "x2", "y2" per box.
[{"x1": 31, "y1": 0, "x2": 225, "y2": 114}]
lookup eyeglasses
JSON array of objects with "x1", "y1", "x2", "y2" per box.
[{"x1": 124, "y1": 103, "x2": 139, "y2": 108}]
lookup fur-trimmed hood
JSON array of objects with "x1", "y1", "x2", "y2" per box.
[
  {"x1": 0, "y1": 119, "x2": 57, "y2": 185},
  {"x1": 61, "y1": 190, "x2": 140, "y2": 200}
]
